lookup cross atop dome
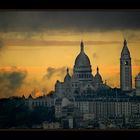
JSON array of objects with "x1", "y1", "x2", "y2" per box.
[
  {"x1": 74, "y1": 41, "x2": 91, "y2": 68},
  {"x1": 80, "y1": 41, "x2": 84, "y2": 52},
  {"x1": 124, "y1": 38, "x2": 127, "y2": 46},
  {"x1": 97, "y1": 66, "x2": 99, "y2": 73},
  {"x1": 67, "y1": 67, "x2": 69, "y2": 74}
]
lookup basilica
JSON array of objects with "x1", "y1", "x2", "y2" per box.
[
  {"x1": 54, "y1": 41, "x2": 110, "y2": 99},
  {"x1": 25, "y1": 39, "x2": 140, "y2": 128}
]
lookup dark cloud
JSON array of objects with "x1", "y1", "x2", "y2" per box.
[
  {"x1": 43, "y1": 66, "x2": 72, "y2": 80},
  {"x1": 0, "y1": 11, "x2": 140, "y2": 32},
  {"x1": 44, "y1": 67, "x2": 56, "y2": 79},
  {"x1": 0, "y1": 67, "x2": 27, "y2": 98},
  {"x1": 43, "y1": 67, "x2": 66, "y2": 80}
]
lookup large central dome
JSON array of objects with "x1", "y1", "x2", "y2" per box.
[
  {"x1": 74, "y1": 41, "x2": 91, "y2": 68},
  {"x1": 72, "y1": 41, "x2": 93, "y2": 82}
]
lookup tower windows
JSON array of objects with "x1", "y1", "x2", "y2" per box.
[
  {"x1": 120, "y1": 39, "x2": 132, "y2": 91},
  {"x1": 125, "y1": 61, "x2": 128, "y2": 65}
]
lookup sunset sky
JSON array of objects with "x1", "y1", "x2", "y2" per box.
[{"x1": 0, "y1": 10, "x2": 140, "y2": 98}]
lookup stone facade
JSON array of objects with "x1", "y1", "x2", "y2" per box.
[
  {"x1": 55, "y1": 41, "x2": 110, "y2": 99},
  {"x1": 120, "y1": 39, "x2": 132, "y2": 92}
]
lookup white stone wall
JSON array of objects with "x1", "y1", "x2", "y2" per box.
[{"x1": 74, "y1": 100, "x2": 137, "y2": 119}]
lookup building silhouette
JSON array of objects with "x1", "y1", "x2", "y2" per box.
[
  {"x1": 25, "y1": 39, "x2": 140, "y2": 129},
  {"x1": 55, "y1": 41, "x2": 110, "y2": 99}
]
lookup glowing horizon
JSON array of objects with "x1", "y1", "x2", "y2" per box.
[
  {"x1": 0, "y1": 11, "x2": 140, "y2": 98},
  {"x1": 0, "y1": 35, "x2": 140, "y2": 98}
]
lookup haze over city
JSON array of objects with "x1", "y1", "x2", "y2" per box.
[{"x1": 0, "y1": 11, "x2": 140, "y2": 98}]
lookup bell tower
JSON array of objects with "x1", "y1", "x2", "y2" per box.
[{"x1": 120, "y1": 39, "x2": 132, "y2": 92}]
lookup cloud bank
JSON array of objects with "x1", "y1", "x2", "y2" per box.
[
  {"x1": 0, "y1": 11, "x2": 140, "y2": 32},
  {"x1": 0, "y1": 67, "x2": 27, "y2": 98}
]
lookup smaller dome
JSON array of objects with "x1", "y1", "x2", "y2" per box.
[
  {"x1": 64, "y1": 68, "x2": 71, "y2": 82},
  {"x1": 95, "y1": 74, "x2": 102, "y2": 83},
  {"x1": 94, "y1": 67, "x2": 103, "y2": 83}
]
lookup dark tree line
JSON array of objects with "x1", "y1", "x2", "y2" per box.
[{"x1": 0, "y1": 97, "x2": 55, "y2": 128}]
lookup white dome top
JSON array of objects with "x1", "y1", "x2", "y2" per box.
[{"x1": 74, "y1": 41, "x2": 91, "y2": 67}]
